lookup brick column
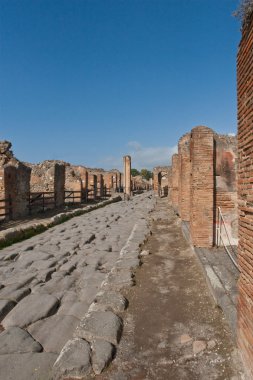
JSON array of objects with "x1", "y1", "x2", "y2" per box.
[
  {"x1": 123, "y1": 155, "x2": 131, "y2": 197},
  {"x1": 171, "y1": 154, "x2": 179, "y2": 211},
  {"x1": 190, "y1": 126, "x2": 214, "y2": 247},
  {"x1": 178, "y1": 133, "x2": 191, "y2": 221},
  {"x1": 4, "y1": 163, "x2": 31, "y2": 219},
  {"x1": 237, "y1": 13, "x2": 253, "y2": 377},
  {"x1": 97, "y1": 174, "x2": 104, "y2": 198}
]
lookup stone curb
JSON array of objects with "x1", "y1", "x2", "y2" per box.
[
  {"x1": 52, "y1": 197, "x2": 156, "y2": 379},
  {"x1": 0, "y1": 196, "x2": 122, "y2": 250}
]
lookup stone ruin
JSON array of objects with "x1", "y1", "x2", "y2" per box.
[
  {"x1": 0, "y1": 141, "x2": 125, "y2": 220},
  {"x1": 170, "y1": 126, "x2": 237, "y2": 248},
  {"x1": 153, "y1": 166, "x2": 171, "y2": 197},
  {"x1": 0, "y1": 141, "x2": 31, "y2": 219}
]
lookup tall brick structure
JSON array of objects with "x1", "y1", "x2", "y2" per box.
[
  {"x1": 171, "y1": 154, "x2": 179, "y2": 211},
  {"x1": 237, "y1": 9, "x2": 253, "y2": 377},
  {"x1": 178, "y1": 133, "x2": 191, "y2": 221},
  {"x1": 190, "y1": 126, "x2": 214, "y2": 247}
]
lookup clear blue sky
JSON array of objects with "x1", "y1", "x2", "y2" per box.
[{"x1": 0, "y1": 0, "x2": 241, "y2": 170}]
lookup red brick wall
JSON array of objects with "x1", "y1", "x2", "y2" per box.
[
  {"x1": 171, "y1": 154, "x2": 179, "y2": 211},
  {"x1": 178, "y1": 133, "x2": 191, "y2": 221},
  {"x1": 237, "y1": 12, "x2": 253, "y2": 377},
  {"x1": 214, "y1": 135, "x2": 238, "y2": 245},
  {"x1": 190, "y1": 126, "x2": 214, "y2": 247}
]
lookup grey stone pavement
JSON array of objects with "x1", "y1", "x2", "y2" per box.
[{"x1": 0, "y1": 192, "x2": 155, "y2": 380}]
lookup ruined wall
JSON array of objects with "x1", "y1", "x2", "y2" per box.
[
  {"x1": 215, "y1": 134, "x2": 238, "y2": 245},
  {"x1": 29, "y1": 160, "x2": 65, "y2": 207},
  {"x1": 65, "y1": 165, "x2": 82, "y2": 202},
  {"x1": 0, "y1": 141, "x2": 31, "y2": 219},
  {"x1": 171, "y1": 154, "x2": 179, "y2": 211},
  {"x1": 237, "y1": 11, "x2": 253, "y2": 377},
  {"x1": 178, "y1": 133, "x2": 191, "y2": 221},
  {"x1": 190, "y1": 126, "x2": 214, "y2": 247},
  {"x1": 153, "y1": 166, "x2": 170, "y2": 196}
]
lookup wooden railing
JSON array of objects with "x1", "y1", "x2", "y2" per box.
[
  {"x1": 27, "y1": 192, "x2": 56, "y2": 214},
  {"x1": 0, "y1": 197, "x2": 12, "y2": 221}
]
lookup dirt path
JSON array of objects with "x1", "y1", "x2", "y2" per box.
[{"x1": 97, "y1": 197, "x2": 243, "y2": 380}]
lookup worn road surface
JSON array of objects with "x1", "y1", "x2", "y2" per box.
[
  {"x1": 0, "y1": 193, "x2": 154, "y2": 379},
  {"x1": 96, "y1": 197, "x2": 244, "y2": 380}
]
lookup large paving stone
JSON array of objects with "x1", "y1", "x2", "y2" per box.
[
  {"x1": 2, "y1": 293, "x2": 59, "y2": 329},
  {"x1": 0, "y1": 352, "x2": 57, "y2": 380},
  {"x1": 28, "y1": 314, "x2": 79, "y2": 353},
  {"x1": 52, "y1": 338, "x2": 92, "y2": 380},
  {"x1": 91, "y1": 339, "x2": 114, "y2": 374},
  {"x1": 0, "y1": 326, "x2": 42, "y2": 354},
  {"x1": 75, "y1": 310, "x2": 123, "y2": 345},
  {"x1": 0, "y1": 284, "x2": 31, "y2": 303},
  {"x1": 57, "y1": 300, "x2": 90, "y2": 320},
  {"x1": 0, "y1": 299, "x2": 16, "y2": 321},
  {"x1": 91, "y1": 291, "x2": 128, "y2": 313}
]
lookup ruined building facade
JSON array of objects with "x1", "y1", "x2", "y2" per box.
[{"x1": 171, "y1": 127, "x2": 237, "y2": 248}]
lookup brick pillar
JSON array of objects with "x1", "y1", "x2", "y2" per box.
[
  {"x1": 237, "y1": 13, "x2": 253, "y2": 377},
  {"x1": 4, "y1": 163, "x2": 31, "y2": 219},
  {"x1": 171, "y1": 154, "x2": 179, "y2": 211},
  {"x1": 178, "y1": 133, "x2": 191, "y2": 221},
  {"x1": 54, "y1": 163, "x2": 65, "y2": 207},
  {"x1": 97, "y1": 174, "x2": 104, "y2": 198},
  {"x1": 123, "y1": 155, "x2": 131, "y2": 197},
  {"x1": 88, "y1": 174, "x2": 97, "y2": 200},
  {"x1": 190, "y1": 126, "x2": 214, "y2": 247}
]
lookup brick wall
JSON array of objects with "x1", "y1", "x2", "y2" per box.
[
  {"x1": 178, "y1": 133, "x2": 191, "y2": 221},
  {"x1": 190, "y1": 126, "x2": 214, "y2": 247},
  {"x1": 171, "y1": 154, "x2": 179, "y2": 211},
  {"x1": 214, "y1": 134, "x2": 238, "y2": 245},
  {"x1": 237, "y1": 11, "x2": 253, "y2": 377}
]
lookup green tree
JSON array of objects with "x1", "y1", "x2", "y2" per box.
[
  {"x1": 131, "y1": 168, "x2": 140, "y2": 177},
  {"x1": 140, "y1": 169, "x2": 152, "y2": 180}
]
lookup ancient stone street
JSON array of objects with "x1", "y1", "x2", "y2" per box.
[{"x1": 0, "y1": 192, "x2": 155, "y2": 379}]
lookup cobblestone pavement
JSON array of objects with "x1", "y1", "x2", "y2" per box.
[
  {"x1": 0, "y1": 192, "x2": 155, "y2": 380},
  {"x1": 95, "y1": 198, "x2": 244, "y2": 380}
]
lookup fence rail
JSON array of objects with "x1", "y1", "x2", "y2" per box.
[
  {"x1": 0, "y1": 197, "x2": 12, "y2": 220},
  {"x1": 216, "y1": 206, "x2": 239, "y2": 271},
  {"x1": 28, "y1": 192, "x2": 56, "y2": 214}
]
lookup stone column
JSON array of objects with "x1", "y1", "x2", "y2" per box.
[
  {"x1": 171, "y1": 154, "x2": 179, "y2": 211},
  {"x1": 123, "y1": 155, "x2": 131, "y2": 197},
  {"x1": 178, "y1": 133, "x2": 191, "y2": 221},
  {"x1": 190, "y1": 126, "x2": 214, "y2": 247}
]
